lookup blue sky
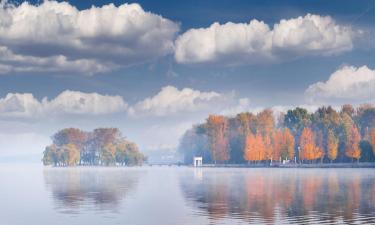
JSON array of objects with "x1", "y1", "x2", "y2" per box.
[{"x1": 0, "y1": 0, "x2": 375, "y2": 159}]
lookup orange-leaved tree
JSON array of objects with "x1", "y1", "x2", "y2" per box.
[
  {"x1": 284, "y1": 128, "x2": 295, "y2": 161},
  {"x1": 263, "y1": 134, "x2": 273, "y2": 161},
  {"x1": 299, "y1": 127, "x2": 317, "y2": 162},
  {"x1": 244, "y1": 132, "x2": 266, "y2": 162},
  {"x1": 206, "y1": 115, "x2": 230, "y2": 163},
  {"x1": 370, "y1": 129, "x2": 375, "y2": 156},
  {"x1": 345, "y1": 125, "x2": 361, "y2": 162},
  {"x1": 327, "y1": 129, "x2": 339, "y2": 163},
  {"x1": 271, "y1": 130, "x2": 283, "y2": 161}
]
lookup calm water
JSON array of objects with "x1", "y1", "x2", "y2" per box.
[{"x1": 1, "y1": 165, "x2": 375, "y2": 225}]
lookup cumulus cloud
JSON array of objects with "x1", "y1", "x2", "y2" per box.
[
  {"x1": 175, "y1": 14, "x2": 353, "y2": 65},
  {"x1": 305, "y1": 65, "x2": 375, "y2": 104},
  {"x1": 220, "y1": 98, "x2": 252, "y2": 115},
  {"x1": 0, "y1": 90, "x2": 128, "y2": 118},
  {"x1": 0, "y1": 1, "x2": 179, "y2": 75},
  {"x1": 129, "y1": 86, "x2": 221, "y2": 116}
]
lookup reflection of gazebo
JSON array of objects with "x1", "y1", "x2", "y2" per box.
[{"x1": 193, "y1": 156, "x2": 203, "y2": 167}]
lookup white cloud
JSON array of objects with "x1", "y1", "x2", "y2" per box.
[
  {"x1": 44, "y1": 90, "x2": 128, "y2": 115},
  {"x1": 129, "y1": 86, "x2": 221, "y2": 116},
  {"x1": 175, "y1": 14, "x2": 353, "y2": 65},
  {"x1": 0, "y1": 1, "x2": 179, "y2": 75},
  {"x1": 305, "y1": 65, "x2": 375, "y2": 104},
  {"x1": 0, "y1": 93, "x2": 42, "y2": 118},
  {"x1": 0, "y1": 90, "x2": 128, "y2": 118},
  {"x1": 220, "y1": 98, "x2": 252, "y2": 115}
]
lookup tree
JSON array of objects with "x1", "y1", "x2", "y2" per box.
[
  {"x1": 42, "y1": 144, "x2": 58, "y2": 166},
  {"x1": 100, "y1": 143, "x2": 116, "y2": 166},
  {"x1": 255, "y1": 134, "x2": 266, "y2": 161},
  {"x1": 244, "y1": 133, "x2": 265, "y2": 162},
  {"x1": 61, "y1": 144, "x2": 80, "y2": 166},
  {"x1": 244, "y1": 133, "x2": 255, "y2": 162},
  {"x1": 338, "y1": 113, "x2": 356, "y2": 162},
  {"x1": 356, "y1": 106, "x2": 375, "y2": 137},
  {"x1": 341, "y1": 104, "x2": 355, "y2": 117},
  {"x1": 42, "y1": 128, "x2": 145, "y2": 166},
  {"x1": 52, "y1": 128, "x2": 87, "y2": 149},
  {"x1": 327, "y1": 129, "x2": 339, "y2": 163},
  {"x1": 115, "y1": 139, "x2": 145, "y2": 166},
  {"x1": 229, "y1": 112, "x2": 256, "y2": 163},
  {"x1": 371, "y1": 129, "x2": 375, "y2": 156},
  {"x1": 345, "y1": 125, "x2": 361, "y2": 162},
  {"x1": 263, "y1": 134, "x2": 273, "y2": 161},
  {"x1": 284, "y1": 107, "x2": 311, "y2": 136},
  {"x1": 256, "y1": 109, "x2": 274, "y2": 136},
  {"x1": 206, "y1": 115, "x2": 230, "y2": 163},
  {"x1": 284, "y1": 128, "x2": 295, "y2": 161},
  {"x1": 178, "y1": 125, "x2": 210, "y2": 164},
  {"x1": 271, "y1": 130, "x2": 283, "y2": 161},
  {"x1": 299, "y1": 127, "x2": 317, "y2": 162}
]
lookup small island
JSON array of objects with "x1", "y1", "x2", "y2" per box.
[{"x1": 42, "y1": 128, "x2": 146, "y2": 166}]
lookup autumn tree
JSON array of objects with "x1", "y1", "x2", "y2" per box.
[
  {"x1": 256, "y1": 109, "x2": 274, "y2": 136},
  {"x1": 315, "y1": 131, "x2": 325, "y2": 163},
  {"x1": 61, "y1": 144, "x2": 80, "y2": 166},
  {"x1": 272, "y1": 128, "x2": 295, "y2": 161},
  {"x1": 42, "y1": 128, "x2": 145, "y2": 166},
  {"x1": 263, "y1": 134, "x2": 273, "y2": 161},
  {"x1": 271, "y1": 130, "x2": 283, "y2": 161},
  {"x1": 341, "y1": 104, "x2": 355, "y2": 117},
  {"x1": 345, "y1": 125, "x2": 361, "y2": 162},
  {"x1": 284, "y1": 107, "x2": 311, "y2": 137},
  {"x1": 244, "y1": 133, "x2": 265, "y2": 162},
  {"x1": 299, "y1": 127, "x2": 317, "y2": 162},
  {"x1": 227, "y1": 113, "x2": 257, "y2": 163},
  {"x1": 178, "y1": 125, "x2": 210, "y2": 164},
  {"x1": 115, "y1": 139, "x2": 146, "y2": 166},
  {"x1": 52, "y1": 128, "x2": 87, "y2": 149},
  {"x1": 327, "y1": 129, "x2": 339, "y2": 163},
  {"x1": 100, "y1": 143, "x2": 116, "y2": 166},
  {"x1": 42, "y1": 144, "x2": 58, "y2": 166},
  {"x1": 356, "y1": 105, "x2": 375, "y2": 137},
  {"x1": 371, "y1": 129, "x2": 375, "y2": 156},
  {"x1": 206, "y1": 115, "x2": 230, "y2": 163},
  {"x1": 283, "y1": 128, "x2": 295, "y2": 161}
]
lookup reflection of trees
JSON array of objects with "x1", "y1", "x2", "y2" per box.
[
  {"x1": 43, "y1": 168, "x2": 143, "y2": 213},
  {"x1": 180, "y1": 169, "x2": 375, "y2": 224}
]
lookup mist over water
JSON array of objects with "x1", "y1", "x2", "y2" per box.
[{"x1": 1, "y1": 165, "x2": 375, "y2": 225}]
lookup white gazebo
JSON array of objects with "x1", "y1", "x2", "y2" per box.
[{"x1": 193, "y1": 156, "x2": 203, "y2": 167}]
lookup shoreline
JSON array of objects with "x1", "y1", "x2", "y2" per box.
[
  {"x1": 40, "y1": 162, "x2": 375, "y2": 168},
  {"x1": 197, "y1": 162, "x2": 375, "y2": 168}
]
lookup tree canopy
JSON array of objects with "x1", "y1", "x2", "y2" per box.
[
  {"x1": 43, "y1": 128, "x2": 146, "y2": 166},
  {"x1": 179, "y1": 104, "x2": 375, "y2": 164}
]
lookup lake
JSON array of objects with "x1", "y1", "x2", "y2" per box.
[{"x1": 1, "y1": 165, "x2": 375, "y2": 225}]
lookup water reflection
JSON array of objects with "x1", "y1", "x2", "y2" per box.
[
  {"x1": 43, "y1": 167, "x2": 144, "y2": 214},
  {"x1": 180, "y1": 169, "x2": 375, "y2": 224}
]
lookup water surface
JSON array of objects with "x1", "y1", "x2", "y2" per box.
[{"x1": 1, "y1": 165, "x2": 375, "y2": 225}]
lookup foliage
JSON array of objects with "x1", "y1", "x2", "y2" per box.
[
  {"x1": 327, "y1": 129, "x2": 339, "y2": 162},
  {"x1": 42, "y1": 128, "x2": 145, "y2": 166},
  {"x1": 179, "y1": 104, "x2": 375, "y2": 164}
]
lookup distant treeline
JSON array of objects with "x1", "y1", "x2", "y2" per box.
[
  {"x1": 179, "y1": 104, "x2": 375, "y2": 164},
  {"x1": 42, "y1": 128, "x2": 146, "y2": 166}
]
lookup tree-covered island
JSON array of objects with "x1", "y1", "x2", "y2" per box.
[{"x1": 42, "y1": 128, "x2": 146, "y2": 166}]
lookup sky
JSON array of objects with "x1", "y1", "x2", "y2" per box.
[{"x1": 1, "y1": 0, "x2": 375, "y2": 160}]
